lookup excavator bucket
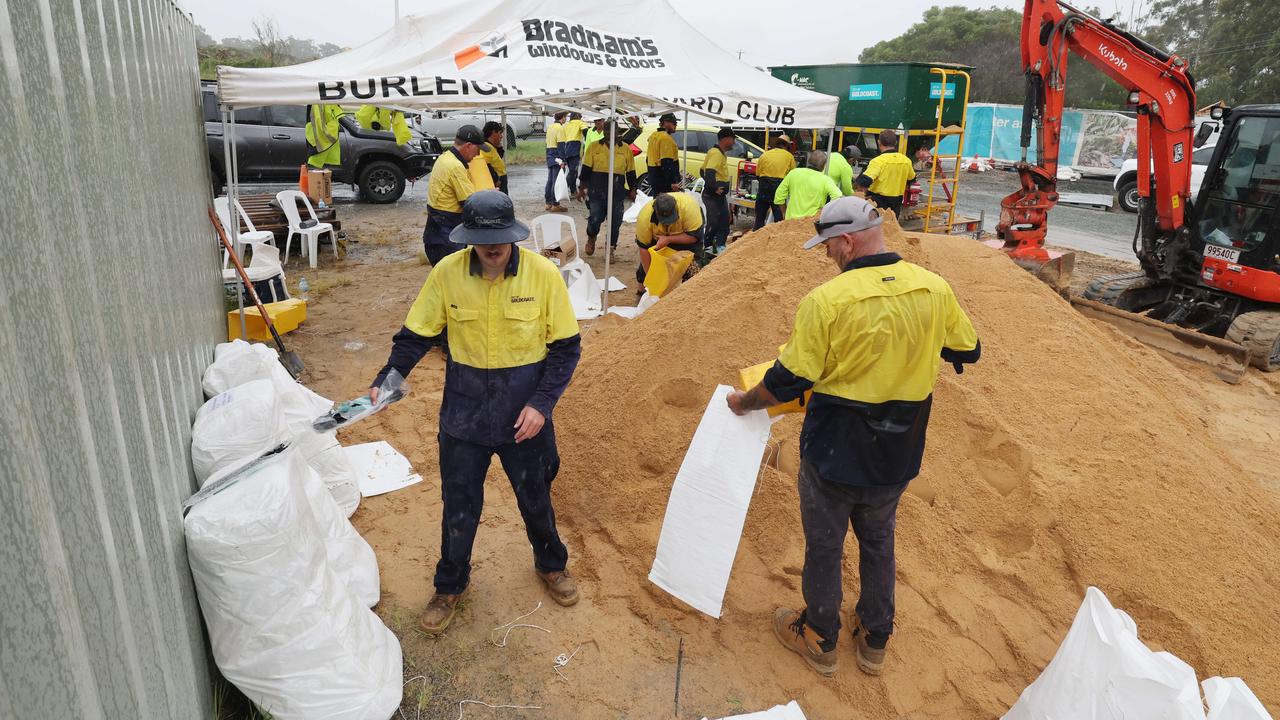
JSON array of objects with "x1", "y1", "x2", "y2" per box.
[
  {"x1": 981, "y1": 239, "x2": 1076, "y2": 294},
  {"x1": 1069, "y1": 297, "x2": 1250, "y2": 383}
]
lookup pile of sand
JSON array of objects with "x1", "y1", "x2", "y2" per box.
[{"x1": 551, "y1": 218, "x2": 1280, "y2": 717}]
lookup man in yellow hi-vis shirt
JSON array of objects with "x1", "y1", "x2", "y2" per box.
[
  {"x1": 700, "y1": 127, "x2": 736, "y2": 255},
  {"x1": 775, "y1": 151, "x2": 842, "y2": 220},
  {"x1": 753, "y1": 135, "x2": 796, "y2": 230},
  {"x1": 422, "y1": 125, "x2": 483, "y2": 265},
  {"x1": 479, "y1": 121, "x2": 508, "y2": 193},
  {"x1": 577, "y1": 121, "x2": 637, "y2": 256},
  {"x1": 646, "y1": 113, "x2": 681, "y2": 195},
  {"x1": 635, "y1": 192, "x2": 704, "y2": 284},
  {"x1": 305, "y1": 104, "x2": 344, "y2": 168},
  {"x1": 372, "y1": 190, "x2": 583, "y2": 635},
  {"x1": 856, "y1": 129, "x2": 916, "y2": 217},
  {"x1": 728, "y1": 196, "x2": 979, "y2": 678},
  {"x1": 544, "y1": 111, "x2": 568, "y2": 212}
]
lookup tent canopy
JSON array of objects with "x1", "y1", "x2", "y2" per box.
[{"x1": 216, "y1": 0, "x2": 837, "y2": 129}]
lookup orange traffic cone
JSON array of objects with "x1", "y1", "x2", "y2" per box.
[{"x1": 298, "y1": 165, "x2": 310, "y2": 194}]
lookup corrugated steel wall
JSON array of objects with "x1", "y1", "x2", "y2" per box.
[{"x1": 0, "y1": 0, "x2": 222, "y2": 716}]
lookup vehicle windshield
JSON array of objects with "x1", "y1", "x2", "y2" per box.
[{"x1": 1198, "y1": 115, "x2": 1280, "y2": 251}]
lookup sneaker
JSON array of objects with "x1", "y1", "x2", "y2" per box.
[
  {"x1": 536, "y1": 569, "x2": 580, "y2": 606},
  {"x1": 849, "y1": 615, "x2": 887, "y2": 676},
  {"x1": 419, "y1": 592, "x2": 463, "y2": 635},
  {"x1": 772, "y1": 608, "x2": 837, "y2": 677},
  {"x1": 585, "y1": 235, "x2": 596, "y2": 256},
  {"x1": 548, "y1": 204, "x2": 569, "y2": 213}
]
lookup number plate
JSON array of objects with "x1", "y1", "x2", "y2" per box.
[{"x1": 1204, "y1": 244, "x2": 1241, "y2": 262}]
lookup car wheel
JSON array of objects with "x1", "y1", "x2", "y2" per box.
[
  {"x1": 506, "y1": 124, "x2": 518, "y2": 149},
  {"x1": 1117, "y1": 179, "x2": 1140, "y2": 213},
  {"x1": 637, "y1": 172, "x2": 653, "y2": 195},
  {"x1": 358, "y1": 160, "x2": 405, "y2": 204}
]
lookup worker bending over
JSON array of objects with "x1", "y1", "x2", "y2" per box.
[
  {"x1": 856, "y1": 129, "x2": 916, "y2": 217},
  {"x1": 728, "y1": 196, "x2": 980, "y2": 678},
  {"x1": 479, "y1": 121, "x2": 508, "y2": 194},
  {"x1": 753, "y1": 135, "x2": 796, "y2": 229},
  {"x1": 775, "y1": 151, "x2": 842, "y2": 220},
  {"x1": 701, "y1": 128, "x2": 736, "y2": 255},
  {"x1": 577, "y1": 121, "x2": 638, "y2": 256},
  {"x1": 355, "y1": 104, "x2": 412, "y2": 145},
  {"x1": 422, "y1": 125, "x2": 482, "y2": 265},
  {"x1": 825, "y1": 145, "x2": 859, "y2": 196},
  {"x1": 544, "y1": 111, "x2": 568, "y2": 212},
  {"x1": 635, "y1": 192, "x2": 704, "y2": 284},
  {"x1": 646, "y1": 113, "x2": 682, "y2": 195},
  {"x1": 371, "y1": 190, "x2": 582, "y2": 635},
  {"x1": 561, "y1": 112, "x2": 587, "y2": 197}
]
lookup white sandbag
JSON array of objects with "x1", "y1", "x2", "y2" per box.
[
  {"x1": 295, "y1": 429, "x2": 362, "y2": 517},
  {"x1": 554, "y1": 162, "x2": 569, "y2": 202},
  {"x1": 296, "y1": 451, "x2": 380, "y2": 608},
  {"x1": 1203, "y1": 677, "x2": 1273, "y2": 720},
  {"x1": 185, "y1": 448, "x2": 401, "y2": 720},
  {"x1": 191, "y1": 380, "x2": 290, "y2": 485},
  {"x1": 705, "y1": 700, "x2": 808, "y2": 719},
  {"x1": 561, "y1": 258, "x2": 603, "y2": 320},
  {"x1": 623, "y1": 191, "x2": 652, "y2": 223},
  {"x1": 1002, "y1": 586, "x2": 1205, "y2": 720}
]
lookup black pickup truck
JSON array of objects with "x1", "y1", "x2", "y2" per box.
[{"x1": 203, "y1": 83, "x2": 441, "y2": 203}]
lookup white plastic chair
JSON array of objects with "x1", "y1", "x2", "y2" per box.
[
  {"x1": 214, "y1": 196, "x2": 275, "y2": 269},
  {"x1": 220, "y1": 234, "x2": 289, "y2": 303},
  {"x1": 276, "y1": 190, "x2": 336, "y2": 269},
  {"x1": 520, "y1": 214, "x2": 582, "y2": 264}
]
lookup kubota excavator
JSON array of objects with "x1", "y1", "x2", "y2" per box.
[{"x1": 995, "y1": 0, "x2": 1280, "y2": 377}]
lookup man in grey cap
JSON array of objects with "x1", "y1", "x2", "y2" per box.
[
  {"x1": 422, "y1": 124, "x2": 485, "y2": 265},
  {"x1": 726, "y1": 195, "x2": 980, "y2": 678},
  {"x1": 372, "y1": 190, "x2": 583, "y2": 635}
]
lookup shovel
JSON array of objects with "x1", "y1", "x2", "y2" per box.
[{"x1": 208, "y1": 206, "x2": 306, "y2": 379}]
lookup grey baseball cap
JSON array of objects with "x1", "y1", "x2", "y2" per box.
[{"x1": 803, "y1": 196, "x2": 884, "y2": 249}]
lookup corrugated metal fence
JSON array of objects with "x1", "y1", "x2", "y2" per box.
[{"x1": 0, "y1": 0, "x2": 222, "y2": 716}]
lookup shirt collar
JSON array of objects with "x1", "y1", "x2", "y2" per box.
[
  {"x1": 843, "y1": 252, "x2": 901, "y2": 272},
  {"x1": 468, "y1": 246, "x2": 521, "y2": 278},
  {"x1": 449, "y1": 146, "x2": 465, "y2": 163}
]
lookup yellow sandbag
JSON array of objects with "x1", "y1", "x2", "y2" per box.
[
  {"x1": 643, "y1": 246, "x2": 695, "y2": 298},
  {"x1": 468, "y1": 156, "x2": 495, "y2": 190},
  {"x1": 738, "y1": 355, "x2": 811, "y2": 417}
]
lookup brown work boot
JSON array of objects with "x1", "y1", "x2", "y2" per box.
[
  {"x1": 772, "y1": 608, "x2": 837, "y2": 677},
  {"x1": 849, "y1": 615, "x2": 887, "y2": 676},
  {"x1": 548, "y1": 204, "x2": 568, "y2": 213},
  {"x1": 419, "y1": 592, "x2": 463, "y2": 635},
  {"x1": 585, "y1": 235, "x2": 597, "y2": 256},
  {"x1": 536, "y1": 569, "x2": 580, "y2": 606}
]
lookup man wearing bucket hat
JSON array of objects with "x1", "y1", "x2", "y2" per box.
[
  {"x1": 422, "y1": 124, "x2": 485, "y2": 265},
  {"x1": 726, "y1": 196, "x2": 980, "y2": 677},
  {"x1": 371, "y1": 190, "x2": 583, "y2": 635}
]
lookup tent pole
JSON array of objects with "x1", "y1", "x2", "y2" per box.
[
  {"x1": 223, "y1": 106, "x2": 246, "y2": 340},
  {"x1": 602, "y1": 86, "x2": 617, "y2": 314},
  {"x1": 681, "y1": 109, "x2": 689, "y2": 187}
]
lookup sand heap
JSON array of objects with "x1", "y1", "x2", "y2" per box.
[{"x1": 552, "y1": 218, "x2": 1280, "y2": 717}]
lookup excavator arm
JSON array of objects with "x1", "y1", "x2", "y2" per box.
[{"x1": 996, "y1": 0, "x2": 1197, "y2": 279}]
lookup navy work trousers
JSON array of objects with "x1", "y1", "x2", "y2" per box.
[
  {"x1": 433, "y1": 427, "x2": 569, "y2": 595},
  {"x1": 703, "y1": 192, "x2": 730, "y2": 251},
  {"x1": 796, "y1": 459, "x2": 905, "y2": 645},
  {"x1": 753, "y1": 177, "x2": 784, "y2": 230},
  {"x1": 586, "y1": 190, "x2": 624, "y2": 249},
  {"x1": 544, "y1": 153, "x2": 560, "y2": 204}
]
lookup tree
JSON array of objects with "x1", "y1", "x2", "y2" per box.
[
  {"x1": 252, "y1": 16, "x2": 286, "y2": 66},
  {"x1": 1140, "y1": 0, "x2": 1280, "y2": 106},
  {"x1": 195, "y1": 23, "x2": 215, "y2": 49},
  {"x1": 859, "y1": 6, "x2": 1129, "y2": 110},
  {"x1": 197, "y1": 22, "x2": 344, "y2": 80}
]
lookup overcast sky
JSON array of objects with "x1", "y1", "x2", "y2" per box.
[{"x1": 187, "y1": 0, "x2": 1030, "y2": 67}]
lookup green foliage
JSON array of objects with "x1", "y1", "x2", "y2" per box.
[
  {"x1": 1142, "y1": 0, "x2": 1280, "y2": 106},
  {"x1": 859, "y1": 5, "x2": 1128, "y2": 109},
  {"x1": 196, "y1": 22, "x2": 342, "y2": 81}
]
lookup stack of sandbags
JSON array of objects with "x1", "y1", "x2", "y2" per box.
[
  {"x1": 202, "y1": 339, "x2": 361, "y2": 515},
  {"x1": 185, "y1": 449, "x2": 401, "y2": 719}
]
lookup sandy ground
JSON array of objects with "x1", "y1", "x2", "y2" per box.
[{"x1": 275, "y1": 170, "x2": 1280, "y2": 719}]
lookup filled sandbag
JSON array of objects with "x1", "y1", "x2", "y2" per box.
[
  {"x1": 185, "y1": 448, "x2": 400, "y2": 719},
  {"x1": 191, "y1": 380, "x2": 288, "y2": 485}
]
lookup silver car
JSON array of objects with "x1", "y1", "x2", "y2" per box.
[{"x1": 411, "y1": 112, "x2": 543, "y2": 148}]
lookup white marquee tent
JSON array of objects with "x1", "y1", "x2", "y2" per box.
[{"x1": 216, "y1": 0, "x2": 838, "y2": 310}]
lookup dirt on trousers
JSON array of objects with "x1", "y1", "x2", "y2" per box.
[{"x1": 292, "y1": 211, "x2": 1280, "y2": 719}]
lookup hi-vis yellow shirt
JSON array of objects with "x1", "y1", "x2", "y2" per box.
[
  {"x1": 479, "y1": 142, "x2": 507, "y2": 177},
  {"x1": 701, "y1": 146, "x2": 729, "y2": 183},
  {"x1": 635, "y1": 192, "x2": 703, "y2": 248},
  {"x1": 646, "y1": 129, "x2": 678, "y2": 168},
  {"x1": 427, "y1": 149, "x2": 475, "y2": 213},
  {"x1": 545, "y1": 121, "x2": 563, "y2": 149},
  {"x1": 755, "y1": 148, "x2": 796, "y2": 179},
  {"x1": 582, "y1": 141, "x2": 636, "y2": 176},
  {"x1": 780, "y1": 258, "x2": 977, "y2": 404},
  {"x1": 404, "y1": 248, "x2": 578, "y2": 370},
  {"x1": 562, "y1": 118, "x2": 587, "y2": 145},
  {"x1": 862, "y1": 151, "x2": 916, "y2": 197}
]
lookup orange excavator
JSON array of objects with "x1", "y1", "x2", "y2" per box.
[{"x1": 995, "y1": 0, "x2": 1280, "y2": 377}]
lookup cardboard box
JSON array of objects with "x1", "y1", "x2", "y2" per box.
[{"x1": 305, "y1": 168, "x2": 332, "y2": 205}]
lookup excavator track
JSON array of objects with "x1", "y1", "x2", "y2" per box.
[
  {"x1": 1081, "y1": 272, "x2": 1155, "y2": 309},
  {"x1": 1226, "y1": 310, "x2": 1280, "y2": 372}
]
